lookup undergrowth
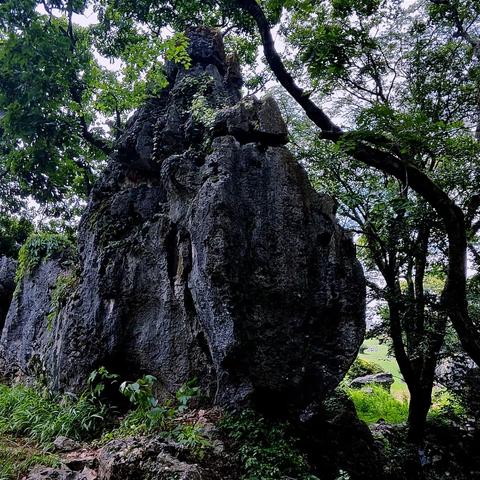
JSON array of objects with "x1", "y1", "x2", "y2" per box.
[
  {"x1": 428, "y1": 389, "x2": 467, "y2": 425},
  {"x1": 0, "y1": 368, "x2": 210, "y2": 461},
  {"x1": 0, "y1": 435, "x2": 59, "y2": 480},
  {"x1": 0, "y1": 382, "x2": 110, "y2": 446},
  {"x1": 220, "y1": 409, "x2": 319, "y2": 480},
  {"x1": 101, "y1": 376, "x2": 210, "y2": 458},
  {"x1": 347, "y1": 385, "x2": 409, "y2": 424}
]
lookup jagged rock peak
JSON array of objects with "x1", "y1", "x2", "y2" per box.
[{"x1": 111, "y1": 27, "x2": 288, "y2": 174}]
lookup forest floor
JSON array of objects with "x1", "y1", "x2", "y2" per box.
[{"x1": 0, "y1": 434, "x2": 60, "y2": 480}]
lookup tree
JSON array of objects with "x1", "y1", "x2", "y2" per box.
[
  {"x1": 226, "y1": 0, "x2": 480, "y2": 375},
  {"x1": 276, "y1": 73, "x2": 479, "y2": 440},
  {"x1": 0, "y1": 0, "x2": 192, "y2": 221},
  {"x1": 270, "y1": 0, "x2": 480, "y2": 441}
]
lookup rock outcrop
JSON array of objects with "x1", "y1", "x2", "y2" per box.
[
  {"x1": 1, "y1": 254, "x2": 73, "y2": 382},
  {"x1": 350, "y1": 373, "x2": 395, "y2": 392},
  {"x1": 0, "y1": 28, "x2": 365, "y2": 417},
  {"x1": 0, "y1": 256, "x2": 16, "y2": 330},
  {"x1": 97, "y1": 437, "x2": 233, "y2": 480}
]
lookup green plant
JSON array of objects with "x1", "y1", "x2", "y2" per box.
[
  {"x1": 346, "y1": 357, "x2": 384, "y2": 381},
  {"x1": 191, "y1": 93, "x2": 217, "y2": 130},
  {"x1": 16, "y1": 233, "x2": 74, "y2": 283},
  {"x1": 176, "y1": 378, "x2": 200, "y2": 413},
  {"x1": 118, "y1": 375, "x2": 174, "y2": 432},
  {"x1": 120, "y1": 374, "x2": 158, "y2": 410},
  {"x1": 221, "y1": 409, "x2": 319, "y2": 480},
  {"x1": 88, "y1": 366, "x2": 120, "y2": 397},
  {"x1": 47, "y1": 270, "x2": 78, "y2": 330},
  {"x1": 428, "y1": 389, "x2": 467, "y2": 425},
  {"x1": 173, "y1": 422, "x2": 211, "y2": 459},
  {"x1": 105, "y1": 376, "x2": 210, "y2": 457},
  {"x1": 347, "y1": 385, "x2": 409, "y2": 424}
]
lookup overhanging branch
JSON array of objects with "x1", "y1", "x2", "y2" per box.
[{"x1": 234, "y1": 0, "x2": 480, "y2": 365}]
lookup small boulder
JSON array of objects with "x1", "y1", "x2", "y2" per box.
[
  {"x1": 350, "y1": 373, "x2": 394, "y2": 391},
  {"x1": 53, "y1": 435, "x2": 81, "y2": 452},
  {"x1": 26, "y1": 466, "x2": 96, "y2": 480}
]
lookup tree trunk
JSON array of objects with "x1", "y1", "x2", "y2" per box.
[{"x1": 407, "y1": 384, "x2": 433, "y2": 444}]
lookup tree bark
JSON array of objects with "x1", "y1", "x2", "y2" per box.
[{"x1": 407, "y1": 383, "x2": 433, "y2": 444}]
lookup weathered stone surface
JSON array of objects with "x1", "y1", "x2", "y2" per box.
[
  {"x1": 0, "y1": 256, "x2": 16, "y2": 329},
  {"x1": 0, "y1": 256, "x2": 72, "y2": 381},
  {"x1": 212, "y1": 94, "x2": 289, "y2": 144},
  {"x1": 27, "y1": 466, "x2": 96, "y2": 480},
  {"x1": 350, "y1": 373, "x2": 394, "y2": 391},
  {"x1": 54, "y1": 436, "x2": 82, "y2": 453},
  {"x1": 0, "y1": 28, "x2": 365, "y2": 417},
  {"x1": 97, "y1": 437, "x2": 231, "y2": 480}
]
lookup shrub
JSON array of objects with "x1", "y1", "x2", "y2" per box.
[
  {"x1": 428, "y1": 389, "x2": 467, "y2": 425},
  {"x1": 118, "y1": 374, "x2": 173, "y2": 433},
  {"x1": 221, "y1": 409, "x2": 319, "y2": 480},
  {"x1": 346, "y1": 357, "x2": 384, "y2": 381},
  {"x1": 103, "y1": 376, "x2": 209, "y2": 458},
  {"x1": 16, "y1": 233, "x2": 74, "y2": 283},
  {"x1": 347, "y1": 385, "x2": 408, "y2": 424}
]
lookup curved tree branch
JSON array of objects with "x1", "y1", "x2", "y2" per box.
[{"x1": 234, "y1": 0, "x2": 480, "y2": 365}]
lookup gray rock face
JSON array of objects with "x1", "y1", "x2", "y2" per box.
[
  {"x1": 349, "y1": 373, "x2": 394, "y2": 392},
  {"x1": 27, "y1": 466, "x2": 96, "y2": 480},
  {"x1": 53, "y1": 436, "x2": 82, "y2": 453},
  {"x1": 0, "y1": 256, "x2": 16, "y2": 329},
  {"x1": 0, "y1": 257, "x2": 72, "y2": 381},
  {"x1": 0, "y1": 28, "x2": 365, "y2": 416}
]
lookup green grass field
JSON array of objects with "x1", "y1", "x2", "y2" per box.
[{"x1": 358, "y1": 338, "x2": 409, "y2": 399}]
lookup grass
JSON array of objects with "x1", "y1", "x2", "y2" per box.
[
  {"x1": 0, "y1": 435, "x2": 59, "y2": 480},
  {"x1": 347, "y1": 385, "x2": 409, "y2": 424},
  {"x1": 0, "y1": 383, "x2": 109, "y2": 446},
  {"x1": 359, "y1": 338, "x2": 409, "y2": 399}
]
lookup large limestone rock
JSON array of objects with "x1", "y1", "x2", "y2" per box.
[{"x1": 0, "y1": 28, "x2": 365, "y2": 416}]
